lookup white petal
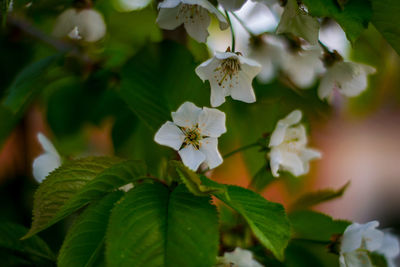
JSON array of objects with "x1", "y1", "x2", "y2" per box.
[
  {"x1": 199, "y1": 137, "x2": 223, "y2": 169},
  {"x1": 338, "y1": 62, "x2": 376, "y2": 97},
  {"x1": 269, "y1": 110, "x2": 302, "y2": 147},
  {"x1": 239, "y1": 56, "x2": 262, "y2": 77},
  {"x1": 276, "y1": 0, "x2": 319, "y2": 44},
  {"x1": 341, "y1": 251, "x2": 373, "y2": 267},
  {"x1": 191, "y1": 0, "x2": 229, "y2": 29},
  {"x1": 154, "y1": 121, "x2": 185, "y2": 150},
  {"x1": 158, "y1": 0, "x2": 181, "y2": 8},
  {"x1": 52, "y1": 9, "x2": 77, "y2": 38},
  {"x1": 209, "y1": 80, "x2": 229, "y2": 107},
  {"x1": 119, "y1": 183, "x2": 134, "y2": 192},
  {"x1": 178, "y1": 145, "x2": 206, "y2": 171},
  {"x1": 317, "y1": 69, "x2": 336, "y2": 100},
  {"x1": 341, "y1": 221, "x2": 382, "y2": 253},
  {"x1": 198, "y1": 108, "x2": 226, "y2": 137},
  {"x1": 217, "y1": 0, "x2": 247, "y2": 11},
  {"x1": 195, "y1": 57, "x2": 220, "y2": 82},
  {"x1": 67, "y1": 26, "x2": 82, "y2": 40},
  {"x1": 37, "y1": 133, "x2": 59, "y2": 156},
  {"x1": 32, "y1": 153, "x2": 62, "y2": 183},
  {"x1": 280, "y1": 151, "x2": 305, "y2": 176},
  {"x1": 172, "y1": 102, "x2": 202, "y2": 128},
  {"x1": 75, "y1": 9, "x2": 106, "y2": 42},
  {"x1": 156, "y1": 6, "x2": 182, "y2": 30},
  {"x1": 183, "y1": 8, "x2": 211, "y2": 42},
  {"x1": 223, "y1": 247, "x2": 264, "y2": 267},
  {"x1": 114, "y1": 0, "x2": 152, "y2": 11},
  {"x1": 300, "y1": 148, "x2": 321, "y2": 174},
  {"x1": 378, "y1": 232, "x2": 400, "y2": 260},
  {"x1": 215, "y1": 51, "x2": 238, "y2": 60},
  {"x1": 270, "y1": 148, "x2": 282, "y2": 177},
  {"x1": 230, "y1": 71, "x2": 256, "y2": 103}
]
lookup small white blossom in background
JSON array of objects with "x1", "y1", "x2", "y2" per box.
[
  {"x1": 217, "y1": 247, "x2": 264, "y2": 267},
  {"x1": 53, "y1": 8, "x2": 106, "y2": 42},
  {"x1": 281, "y1": 46, "x2": 324, "y2": 88},
  {"x1": 218, "y1": 0, "x2": 247, "y2": 11},
  {"x1": 340, "y1": 221, "x2": 400, "y2": 267},
  {"x1": 32, "y1": 133, "x2": 62, "y2": 183},
  {"x1": 268, "y1": 110, "x2": 321, "y2": 177},
  {"x1": 248, "y1": 35, "x2": 286, "y2": 83},
  {"x1": 156, "y1": 0, "x2": 228, "y2": 43},
  {"x1": 196, "y1": 50, "x2": 261, "y2": 107},
  {"x1": 119, "y1": 183, "x2": 134, "y2": 192},
  {"x1": 318, "y1": 61, "x2": 376, "y2": 102},
  {"x1": 112, "y1": 0, "x2": 152, "y2": 12},
  {"x1": 276, "y1": 0, "x2": 319, "y2": 45},
  {"x1": 154, "y1": 102, "x2": 226, "y2": 171}
]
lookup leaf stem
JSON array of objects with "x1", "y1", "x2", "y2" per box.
[
  {"x1": 223, "y1": 143, "x2": 259, "y2": 159},
  {"x1": 225, "y1": 11, "x2": 236, "y2": 52},
  {"x1": 231, "y1": 12, "x2": 256, "y2": 37}
]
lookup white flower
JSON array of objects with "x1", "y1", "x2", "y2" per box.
[
  {"x1": 281, "y1": 46, "x2": 324, "y2": 88},
  {"x1": 340, "y1": 221, "x2": 400, "y2": 267},
  {"x1": 113, "y1": 0, "x2": 152, "y2": 12},
  {"x1": 276, "y1": 0, "x2": 319, "y2": 45},
  {"x1": 154, "y1": 102, "x2": 226, "y2": 171},
  {"x1": 156, "y1": 0, "x2": 228, "y2": 43},
  {"x1": 32, "y1": 133, "x2": 62, "y2": 183},
  {"x1": 219, "y1": 247, "x2": 264, "y2": 267},
  {"x1": 318, "y1": 61, "x2": 376, "y2": 102},
  {"x1": 268, "y1": 110, "x2": 321, "y2": 177},
  {"x1": 196, "y1": 51, "x2": 261, "y2": 107},
  {"x1": 53, "y1": 8, "x2": 106, "y2": 42},
  {"x1": 217, "y1": 0, "x2": 247, "y2": 11},
  {"x1": 249, "y1": 35, "x2": 286, "y2": 83},
  {"x1": 119, "y1": 183, "x2": 134, "y2": 192}
]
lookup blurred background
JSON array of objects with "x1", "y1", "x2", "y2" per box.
[{"x1": 0, "y1": 0, "x2": 399, "y2": 256}]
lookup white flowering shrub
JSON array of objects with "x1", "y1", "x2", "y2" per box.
[{"x1": 0, "y1": 0, "x2": 399, "y2": 266}]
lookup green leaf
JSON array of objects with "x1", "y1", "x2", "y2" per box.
[
  {"x1": 58, "y1": 191, "x2": 124, "y2": 267},
  {"x1": 289, "y1": 210, "x2": 350, "y2": 242},
  {"x1": 118, "y1": 40, "x2": 208, "y2": 132},
  {"x1": 0, "y1": 222, "x2": 55, "y2": 263},
  {"x1": 106, "y1": 183, "x2": 219, "y2": 267},
  {"x1": 24, "y1": 157, "x2": 147, "y2": 239},
  {"x1": 249, "y1": 164, "x2": 276, "y2": 192},
  {"x1": 368, "y1": 251, "x2": 388, "y2": 267},
  {"x1": 290, "y1": 182, "x2": 349, "y2": 211},
  {"x1": 171, "y1": 160, "x2": 226, "y2": 196},
  {"x1": 371, "y1": 0, "x2": 400, "y2": 55},
  {"x1": 302, "y1": 0, "x2": 372, "y2": 43},
  {"x1": 200, "y1": 176, "x2": 291, "y2": 261}
]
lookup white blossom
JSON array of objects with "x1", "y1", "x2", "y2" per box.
[
  {"x1": 219, "y1": 247, "x2": 264, "y2": 267},
  {"x1": 218, "y1": 0, "x2": 247, "y2": 11},
  {"x1": 276, "y1": 0, "x2": 319, "y2": 45},
  {"x1": 32, "y1": 133, "x2": 62, "y2": 183},
  {"x1": 156, "y1": 0, "x2": 228, "y2": 43},
  {"x1": 268, "y1": 110, "x2": 321, "y2": 177},
  {"x1": 113, "y1": 0, "x2": 152, "y2": 12},
  {"x1": 53, "y1": 8, "x2": 106, "y2": 42},
  {"x1": 318, "y1": 61, "x2": 376, "y2": 102},
  {"x1": 119, "y1": 183, "x2": 134, "y2": 192},
  {"x1": 249, "y1": 35, "x2": 286, "y2": 83},
  {"x1": 154, "y1": 102, "x2": 226, "y2": 171},
  {"x1": 281, "y1": 46, "x2": 324, "y2": 88},
  {"x1": 340, "y1": 221, "x2": 400, "y2": 267},
  {"x1": 196, "y1": 51, "x2": 261, "y2": 107}
]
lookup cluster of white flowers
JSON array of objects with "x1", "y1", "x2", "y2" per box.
[
  {"x1": 218, "y1": 247, "x2": 264, "y2": 267},
  {"x1": 340, "y1": 221, "x2": 400, "y2": 267}
]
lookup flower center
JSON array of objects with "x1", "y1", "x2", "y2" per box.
[
  {"x1": 177, "y1": 4, "x2": 203, "y2": 23},
  {"x1": 181, "y1": 126, "x2": 202, "y2": 150},
  {"x1": 215, "y1": 57, "x2": 241, "y2": 86}
]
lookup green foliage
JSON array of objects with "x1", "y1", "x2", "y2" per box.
[
  {"x1": 0, "y1": 222, "x2": 55, "y2": 265},
  {"x1": 24, "y1": 157, "x2": 147, "y2": 239},
  {"x1": 200, "y1": 176, "x2": 291, "y2": 261},
  {"x1": 289, "y1": 210, "x2": 350, "y2": 242},
  {"x1": 368, "y1": 251, "x2": 388, "y2": 267},
  {"x1": 249, "y1": 164, "x2": 276, "y2": 192},
  {"x1": 371, "y1": 0, "x2": 400, "y2": 55},
  {"x1": 118, "y1": 40, "x2": 208, "y2": 132},
  {"x1": 172, "y1": 160, "x2": 226, "y2": 196},
  {"x1": 58, "y1": 191, "x2": 124, "y2": 267},
  {"x1": 106, "y1": 183, "x2": 219, "y2": 267},
  {"x1": 290, "y1": 182, "x2": 349, "y2": 211},
  {"x1": 302, "y1": 0, "x2": 372, "y2": 43},
  {"x1": 0, "y1": 54, "x2": 60, "y2": 148}
]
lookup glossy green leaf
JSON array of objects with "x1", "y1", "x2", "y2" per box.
[
  {"x1": 106, "y1": 183, "x2": 219, "y2": 267},
  {"x1": 201, "y1": 176, "x2": 291, "y2": 261},
  {"x1": 0, "y1": 222, "x2": 55, "y2": 264},
  {"x1": 371, "y1": 0, "x2": 400, "y2": 55},
  {"x1": 58, "y1": 191, "x2": 123, "y2": 267},
  {"x1": 24, "y1": 157, "x2": 147, "y2": 239},
  {"x1": 290, "y1": 182, "x2": 349, "y2": 211},
  {"x1": 302, "y1": 0, "x2": 372, "y2": 43},
  {"x1": 289, "y1": 210, "x2": 350, "y2": 242}
]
